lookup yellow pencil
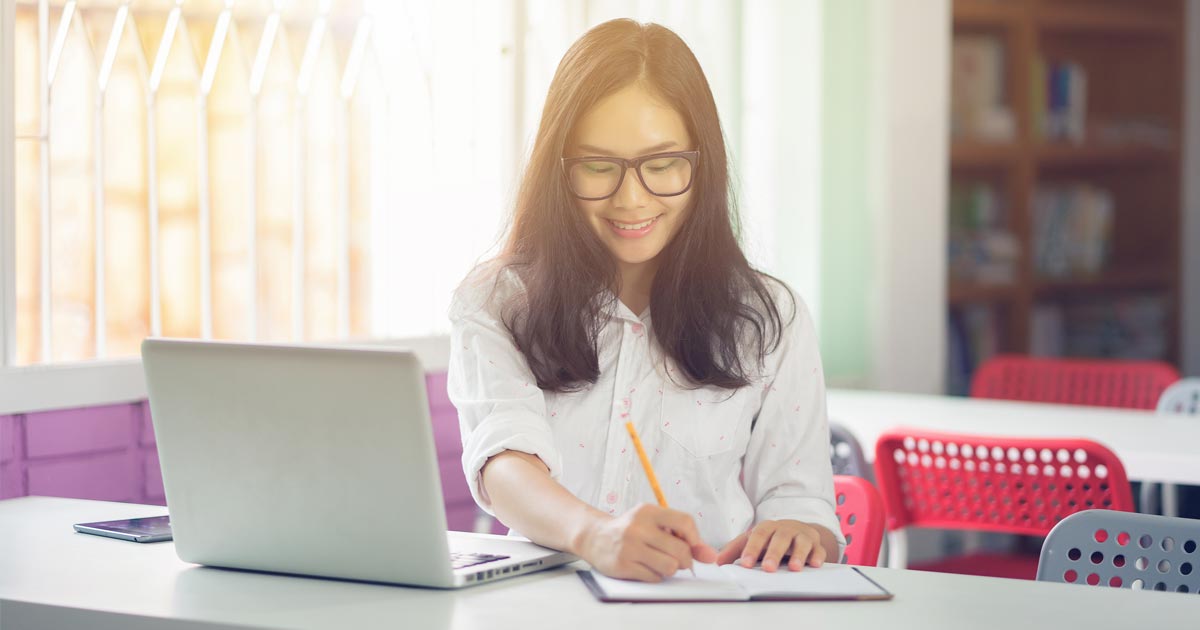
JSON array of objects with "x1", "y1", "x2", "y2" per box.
[
  {"x1": 625, "y1": 421, "x2": 668, "y2": 506},
  {"x1": 625, "y1": 421, "x2": 696, "y2": 577}
]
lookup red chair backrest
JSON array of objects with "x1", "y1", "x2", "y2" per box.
[
  {"x1": 834, "y1": 475, "x2": 885, "y2": 566},
  {"x1": 970, "y1": 355, "x2": 1179, "y2": 410},
  {"x1": 873, "y1": 429, "x2": 1134, "y2": 536}
]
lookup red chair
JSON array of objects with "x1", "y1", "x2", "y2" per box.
[
  {"x1": 833, "y1": 475, "x2": 885, "y2": 566},
  {"x1": 874, "y1": 428, "x2": 1135, "y2": 580},
  {"x1": 971, "y1": 355, "x2": 1179, "y2": 410}
]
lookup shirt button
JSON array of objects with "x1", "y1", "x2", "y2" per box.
[
  {"x1": 606, "y1": 491, "x2": 618, "y2": 505},
  {"x1": 631, "y1": 323, "x2": 644, "y2": 335}
]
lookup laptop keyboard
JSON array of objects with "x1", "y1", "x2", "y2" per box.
[{"x1": 450, "y1": 552, "x2": 510, "y2": 570}]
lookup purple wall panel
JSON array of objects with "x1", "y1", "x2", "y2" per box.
[
  {"x1": 25, "y1": 404, "x2": 136, "y2": 459},
  {"x1": 139, "y1": 401, "x2": 156, "y2": 446},
  {"x1": 143, "y1": 450, "x2": 164, "y2": 501},
  {"x1": 2, "y1": 370, "x2": 493, "y2": 530},
  {"x1": 438, "y1": 456, "x2": 472, "y2": 506},
  {"x1": 429, "y1": 408, "x2": 463, "y2": 458},
  {"x1": 0, "y1": 415, "x2": 22, "y2": 500},
  {"x1": 446, "y1": 503, "x2": 478, "y2": 532},
  {"x1": 1, "y1": 415, "x2": 17, "y2": 463},
  {"x1": 0, "y1": 463, "x2": 23, "y2": 500},
  {"x1": 27, "y1": 452, "x2": 137, "y2": 502},
  {"x1": 425, "y1": 372, "x2": 452, "y2": 411}
]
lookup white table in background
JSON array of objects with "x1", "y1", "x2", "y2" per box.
[
  {"x1": 827, "y1": 388, "x2": 1200, "y2": 486},
  {"x1": 1, "y1": 497, "x2": 1197, "y2": 629}
]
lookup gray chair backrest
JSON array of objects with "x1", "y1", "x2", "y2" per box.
[
  {"x1": 1157, "y1": 378, "x2": 1200, "y2": 416},
  {"x1": 829, "y1": 421, "x2": 870, "y2": 479},
  {"x1": 1037, "y1": 509, "x2": 1200, "y2": 593}
]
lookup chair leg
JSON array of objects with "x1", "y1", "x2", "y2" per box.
[
  {"x1": 887, "y1": 529, "x2": 908, "y2": 570},
  {"x1": 1139, "y1": 481, "x2": 1160, "y2": 515},
  {"x1": 1163, "y1": 483, "x2": 1179, "y2": 518}
]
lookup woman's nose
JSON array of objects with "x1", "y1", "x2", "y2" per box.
[{"x1": 613, "y1": 166, "x2": 651, "y2": 208}]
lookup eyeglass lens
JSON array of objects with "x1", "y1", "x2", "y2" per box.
[{"x1": 566, "y1": 155, "x2": 693, "y2": 199}]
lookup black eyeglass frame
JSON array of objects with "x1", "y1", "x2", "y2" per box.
[{"x1": 559, "y1": 150, "x2": 700, "y2": 201}]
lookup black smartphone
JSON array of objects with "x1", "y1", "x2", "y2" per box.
[{"x1": 73, "y1": 515, "x2": 173, "y2": 543}]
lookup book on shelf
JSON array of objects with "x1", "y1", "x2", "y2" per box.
[
  {"x1": 947, "y1": 305, "x2": 1001, "y2": 396},
  {"x1": 949, "y1": 181, "x2": 1018, "y2": 284},
  {"x1": 1032, "y1": 183, "x2": 1113, "y2": 279},
  {"x1": 1035, "y1": 57, "x2": 1088, "y2": 144},
  {"x1": 950, "y1": 180, "x2": 1005, "y2": 230},
  {"x1": 1030, "y1": 304, "x2": 1065, "y2": 357},
  {"x1": 952, "y1": 34, "x2": 1015, "y2": 142},
  {"x1": 1029, "y1": 296, "x2": 1168, "y2": 360}
]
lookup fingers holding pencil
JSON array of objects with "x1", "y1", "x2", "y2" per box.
[
  {"x1": 580, "y1": 504, "x2": 716, "y2": 581},
  {"x1": 655, "y1": 508, "x2": 718, "y2": 564}
]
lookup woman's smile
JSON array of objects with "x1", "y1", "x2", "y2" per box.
[{"x1": 606, "y1": 214, "x2": 663, "y2": 238}]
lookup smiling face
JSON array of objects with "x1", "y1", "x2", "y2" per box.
[{"x1": 565, "y1": 83, "x2": 695, "y2": 278}]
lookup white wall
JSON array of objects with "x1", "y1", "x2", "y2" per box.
[
  {"x1": 0, "y1": 335, "x2": 452, "y2": 415},
  {"x1": 867, "y1": 0, "x2": 951, "y2": 393},
  {"x1": 1183, "y1": 0, "x2": 1200, "y2": 376}
]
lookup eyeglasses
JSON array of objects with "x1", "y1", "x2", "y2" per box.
[{"x1": 560, "y1": 150, "x2": 699, "y2": 201}]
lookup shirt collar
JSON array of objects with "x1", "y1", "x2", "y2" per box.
[{"x1": 598, "y1": 290, "x2": 651, "y2": 324}]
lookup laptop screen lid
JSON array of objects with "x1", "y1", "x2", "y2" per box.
[{"x1": 142, "y1": 339, "x2": 456, "y2": 586}]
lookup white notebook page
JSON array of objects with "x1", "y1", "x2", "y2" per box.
[
  {"x1": 718, "y1": 563, "x2": 888, "y2": 599},
  {"x1": 587, "y1": 562, "x2": 887, "y2": 601},
  {"x1": 587, "y1": 563, "x2": 748, "y2": 601}
]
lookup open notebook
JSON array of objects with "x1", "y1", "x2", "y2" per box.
[{"x1": 578, "y1": 562, "x2": 892, "y2": 603}]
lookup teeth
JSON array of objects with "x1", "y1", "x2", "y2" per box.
[{"x1": 611, "y1": 217, "x2": 657, "y2": 230}]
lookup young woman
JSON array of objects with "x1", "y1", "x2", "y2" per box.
[{"x1": 447, "y1": 19, "x2": 843, "y2": 583}]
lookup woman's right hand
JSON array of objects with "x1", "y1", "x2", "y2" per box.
[{"x1": 573, "y1": 504, "x2": 718, "y2": 582}]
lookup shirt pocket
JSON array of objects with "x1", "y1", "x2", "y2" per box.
[{"x1": 659, "y1": 383, "x2": 753, "y2": 458}]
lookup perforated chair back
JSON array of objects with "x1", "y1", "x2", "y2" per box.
[
  {"x1": 829, "y1": 421, "x2": 870, "y2": 479},
  {"x1": 1157, "y1": 378, "x2": 1200, "y2": 416},
  {"x1": 873, "y1": 429, "x2": 1135, "y2": 536},
  {"x1": 1037, "y1": 509, "x2": 1200, "y2": 593},
  {"x1": 834, "y1": 475, "x2": 885, "y2": 566},
  {"x1": 971, "y1": 355, "x2": 1180, "y2": 410}
]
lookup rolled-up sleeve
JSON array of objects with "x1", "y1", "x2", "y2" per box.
[
  {"x1": 742, "y1": 288, "x2": 846, "y2": 556},
  {"x1": 447, "y1": 276, "x2": 563, "y2": 515}
]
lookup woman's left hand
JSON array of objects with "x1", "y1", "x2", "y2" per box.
[{"x1": 715, "y1": 520, "x2": 827, "y2": 572}]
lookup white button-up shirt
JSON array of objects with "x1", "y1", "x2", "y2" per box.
[{"x1": 447, "y1": 265, "x2": 844, "y2": 554}]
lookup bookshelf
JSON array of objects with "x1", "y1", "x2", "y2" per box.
[{"x1": 947, "y1": 0, "x2": 1185, "y2": 394}]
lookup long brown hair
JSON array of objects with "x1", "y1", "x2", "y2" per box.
[{"x1": 491, "y1": 18, "x2": 792, "y2": 392}]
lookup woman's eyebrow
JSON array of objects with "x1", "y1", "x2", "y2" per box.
[{"x1": 576, "y1": 141, "x2": 679, "y2": 156}]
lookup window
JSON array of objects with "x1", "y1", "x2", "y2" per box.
[
  {"x1": 2, "y1": 1, "x2": 826, "y2": 408},
  {"x1": 9, "y1": 0, "x2": 387, "y2": 364}
]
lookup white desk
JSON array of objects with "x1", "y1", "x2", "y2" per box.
[
  {"x1": 1, "y1": 497, "x2": 1197, "y2": 629},
  {"x1": 828, "y1": 389, "x2": 1200, "y2": 486}
]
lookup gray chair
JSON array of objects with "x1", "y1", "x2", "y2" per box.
[
  {"x1": 1158, "y1": 379, "x2": 1200, "y2": 415},
  {"x1": 829, "y1": 421, "x2": 870, "y2": 479},
  {"x1": 1037, "y1": 509, "x2": 1200, "y2": 593},
  {"x1": 1142, "y1": 378, "x2": 1200, "y2": 516}
]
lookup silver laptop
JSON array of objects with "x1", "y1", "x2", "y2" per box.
[{"x1": 141, "y1": 339, "x2": 574, "y2": 588}]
